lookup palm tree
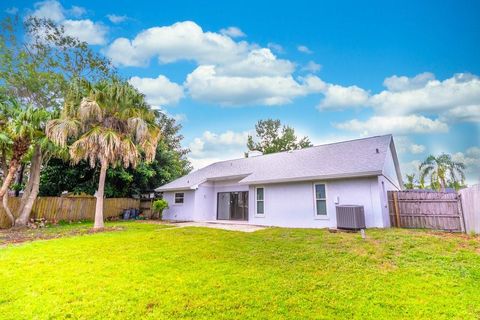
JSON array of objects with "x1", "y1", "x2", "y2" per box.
[
  {"x1": 404, "y1": 173, "x2": 416, "y2": 190},
  {"x1": 46, "y1": 80, "x2": 160, "y2": 229},
  {"x1": 0, "y1": 95, "x2": 48, "y2": 226},
  {"x1": 419, "y1": 153, "x2": 466, "y2": 191}
]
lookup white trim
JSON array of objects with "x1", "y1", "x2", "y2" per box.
[
  {"x1": 174, "y1": 192, "x2": 185, "y2": 205},
  {"x1": 313, "y1": 182, "x2": 329, "y2": 220},
  {"x1": 254, "y1": 186, "x2": 266, "y2": 217}
]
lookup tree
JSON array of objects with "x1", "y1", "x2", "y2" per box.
[
  {"x1": 0, "y1": 17, "x2": 115, "y2": 226},
  {"x1": 46, "y1": 80, "x2": 160, "y2": 229},
  {"x1": 404, "y1": 173, "x2": 416, "y2": 190},
  {"x1": 247, "y1": 119, "x2": 312, "y2": 155},
  {"x1": 0, "y1": 16, "x2": 114, "y2": 227},
  {"x1": 0, "y1": 95, "x2": 48, "y2": 226},
  {"x1": 39, "y1": 112, "x2": 191, "y2": 197},
  {"x1": 419, "y1": 153, "x2": 466, "y2": 191}
]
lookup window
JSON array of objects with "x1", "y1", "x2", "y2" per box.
[
  {"x1": 314, "y1": 184, "x2": 327, "y2": 216},
  {"x1": 256, "y1": 187, "x2": 264, "y2": 215},
  {"x1": 174, "y1": 192, "x2": 184, "y2": 204}
]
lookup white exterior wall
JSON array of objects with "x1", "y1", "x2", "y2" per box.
[
  {"x1": 162, "y1": 177, "x2": 389, "y2": 228},
  {"x1": 162, "y1": 190, "x2": 196, "y2": 221},
  {"x1": 249, "y1": 177, "x2": 386, "y2": 228}
]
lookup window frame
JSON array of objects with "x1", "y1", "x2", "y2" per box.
[
  {"x1": 174, "y1": 192, "x2": 185, "y2": 205},
  {"x1": 313, "y1": 183, "x2": 328, "y2": 219},
  {"x1": 254, "y1": 186, "x2": 265, "y2": 217}
]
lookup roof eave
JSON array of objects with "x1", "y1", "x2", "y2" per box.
[{"x1": 241, "y1": 170, "x2": 383, "y2": 185}]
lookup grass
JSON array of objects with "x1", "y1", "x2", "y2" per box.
[{"x1": 0, "y1": 222, "x2": 479, "y2": 319}]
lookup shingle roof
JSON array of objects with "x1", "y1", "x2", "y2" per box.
[{"x1": 156, "y1": 134, "x2": 398, "y2": 191}]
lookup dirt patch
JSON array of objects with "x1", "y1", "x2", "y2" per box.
[{"x1": 0, "y1": 226, "x2": 123, "y2": 247}]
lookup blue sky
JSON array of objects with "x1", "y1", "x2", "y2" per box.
[{"x1": 4, "y1": 0, "x2": 480, "y2": 184}]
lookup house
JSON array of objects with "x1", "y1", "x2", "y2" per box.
[{"x1": 156, "y1": 134, "x2": 403, "y2": 228}]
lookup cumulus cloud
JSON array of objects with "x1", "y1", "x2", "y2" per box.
[
  {"x1": 334, "y1": 115, "x2": 449, "y2": 135},
  {"x1": 219, "y1": 26, "x2": 246, "y2": 38},
  {"x1": 215, "y1": 48, "x2": 295, "y2": 77},
  {"x1": 29, "y1": 0, "x2": 107, "y2": 45},
  {"x1": 106, "y1": 14, "x2": 128, "y2": 24},
  {"x1": 267, "y1": 42, "x2": 285, "y2": 54},
  {"x1": 451, "y1": 147, "x2": 480, "y2": 184},
  {"x1": 383, "y1": 72, "x2": 435, "y2": 92},
  {"x1": 185, "y1": 65, "x2": 325, "y2": 105},
  {"x1": 129, "y1": 75, "x2": 184, "y2": 106},
  {"x1": 394, "y1": 136, "x2": 426, "y2": 154},
  {"x1": 320, "y1": 84, "x2": 370, "y2": 109},
  {"x1": 62, "y1": 19, "x2": 108, "y2": 45},
  {"x1": 442, "y1": 105, "x2": 480, "y2": 123},
  {"x1": 297, "y1": 45, "x2": 313, "y2": 54},
  {"x1": 371, "y1": 73, "x2": 480, "y2": 116},
  {"x1": 188, "y1": 130, "x2": 250, "y2": 168},
  {"x1": 104, "y1": 21, "x2": 249, "y2": 67},
  {"x1": 301, "y1": 61, "x2": 322, "y2": 73}
]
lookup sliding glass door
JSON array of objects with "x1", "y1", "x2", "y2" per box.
[{"x1": 217, "y1": 192, "x2": 248, "y2": 221}]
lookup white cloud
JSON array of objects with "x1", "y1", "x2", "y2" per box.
[
  {"x1": 452, "y1": 147, "x2": 480, "y2": 185},
  {"x1": 302, "y1": 61, "x2": 321, "y2": 73},
  {"x1": 31, "y1": 0, "x2": 65, "y2": 22},
  {"x1": 185, "y1": 65, "x2": 324, "y2": 106},
  {"x1": 334, "y1": 115, "x2": 449, "y2": 135},
  {"x1": 104, "y1": 21, "x2": 249, "y2": 67},
  {"x1": 188, "y1": 130, "x2": 250, "y2": 169},
  {"x1": 29, "y1": 1, "x2": 107, "y2": 45},
  {"x1": 68, "y1": 5, "x2": 86, "y2": 17},
  {"x1": 297, "y1": 45, "x2": 313, "y2": 54},
  {"x1": 442, "y1": 105, "x2": 480, "y2": 123},
  {"x1": 371, "y1": 73, "x2": 480, "y2": 116},
  {"x1": 220, "y1": 26, "x2": 246, "y2": 38},
  {"x1": 267, "y1": 42, "x2": 285, "y2": 54},
  {"x1": 63, "y1": 19, "x2": 108, "y2": 45},
  {"x1": 129, "y1": 75, "x2": 184, "y2": 106},
  {"x1": 395, "y1": 136, "x2": 427, "y2": 154},
  {"x1": 320, "y1": 84, "x2": 369, "y2": 109},
  {"x1": 409, "y1": 144, "x2": 426, "y2": 154},
  {"x1": 383, "y1": 72, "x2": 435, "y2": 92},
  {"x1": 107, "y1": 14, "x2": 128, "y2": 24},
  {"x1": 5, "y1": 7, "x2": 19, "y2": 15},
  {"x1": 216, "y1": 48, "x2": 295, "y2": 77}
]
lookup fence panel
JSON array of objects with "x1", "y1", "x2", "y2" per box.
[
  {"x1": 0, "y1": 196, "x2": 140, "y2": 228},
  {"x1": 388, "y1": 191, "x2": 463, "y2": 232},
  {"x1": 459, "y1": 185, "x2": 480, "y2": 234}
]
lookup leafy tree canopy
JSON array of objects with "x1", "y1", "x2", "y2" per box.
[
  {"x1": 40, "y1": 113, "x2": 191, "y2": 197},
  {"x1": 247, "y1": 119, "x2": 312, "y2": 155}
]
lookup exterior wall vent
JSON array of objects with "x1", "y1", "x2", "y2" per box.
[{"x1": 336, "y1": 205, "x2": 366, "y2": 230}]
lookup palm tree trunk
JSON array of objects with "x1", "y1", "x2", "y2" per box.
[
  {"x1": 94, "y1": 161, "x2": 107, "y2": 229},
  {"x1": 2, "y1": 193, "x2": 15, "y2": 227},
  {"x1": 15, "y1": 146, "x2": 42, "y2": 227},
  {"x1": 0, "y1": 160, "x2": 19, "y2": 199},
  {"x1": 14, "y1": 163, "x2": 25, "y2": 197}
]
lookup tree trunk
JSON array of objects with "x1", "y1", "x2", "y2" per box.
[
  {"x1": 0, "y1": 160, "x2": 19, "y2": 199},
  {"x1": 2, "y1": 193, "x2": 15, "y2": 227},
  {"x1": 14, "y1": 163, "x2": 25, "y2": 197},
  {"x1": 15, "y1": 146, "x2": 42, "y2": 227},
  {"x1": 94, "y1": 161, "x2": 107, "y2": 229}
]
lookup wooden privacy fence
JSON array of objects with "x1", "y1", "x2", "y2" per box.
[
  {"x1": 459, "y1": 184, "x2": 480, "y2": 234},
  {"x1": 0, "y1": 196, "x2": 141, "y2": 229},
  {"x1": 388, "y1": 191, "x2": 464, "y2": 232}
]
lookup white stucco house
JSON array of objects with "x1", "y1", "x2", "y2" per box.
[{"x1": 156, "y1": 134, "x2": 403, "y2": 228}]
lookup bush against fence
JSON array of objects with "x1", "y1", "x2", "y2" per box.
[{"x1": 0, "y1": 196, "x2": 141, "y2": 228}]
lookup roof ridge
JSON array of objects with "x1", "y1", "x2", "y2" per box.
[{"x1": 205, "y1": 134, "x2": 393, "y2": 165}]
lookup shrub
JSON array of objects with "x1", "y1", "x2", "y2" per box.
[{"x1": 152, "y1": 199, "x2": 169, "y2": 220}]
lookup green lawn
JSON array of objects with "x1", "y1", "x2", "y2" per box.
[{"x1": 0, "y1": 222, "x2": 479, "y2": 319}]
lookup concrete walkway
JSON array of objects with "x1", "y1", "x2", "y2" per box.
[{"x1": 169, "y1": 221, "x2": 266, "y2": 233}]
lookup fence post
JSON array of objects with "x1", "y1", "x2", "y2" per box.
[
  {"x1": 458, "y1": 194, "x2": 467, "y2": 233},
  {"x1": 393, "y1": 192, "x2": 401, "y2": 227}
]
